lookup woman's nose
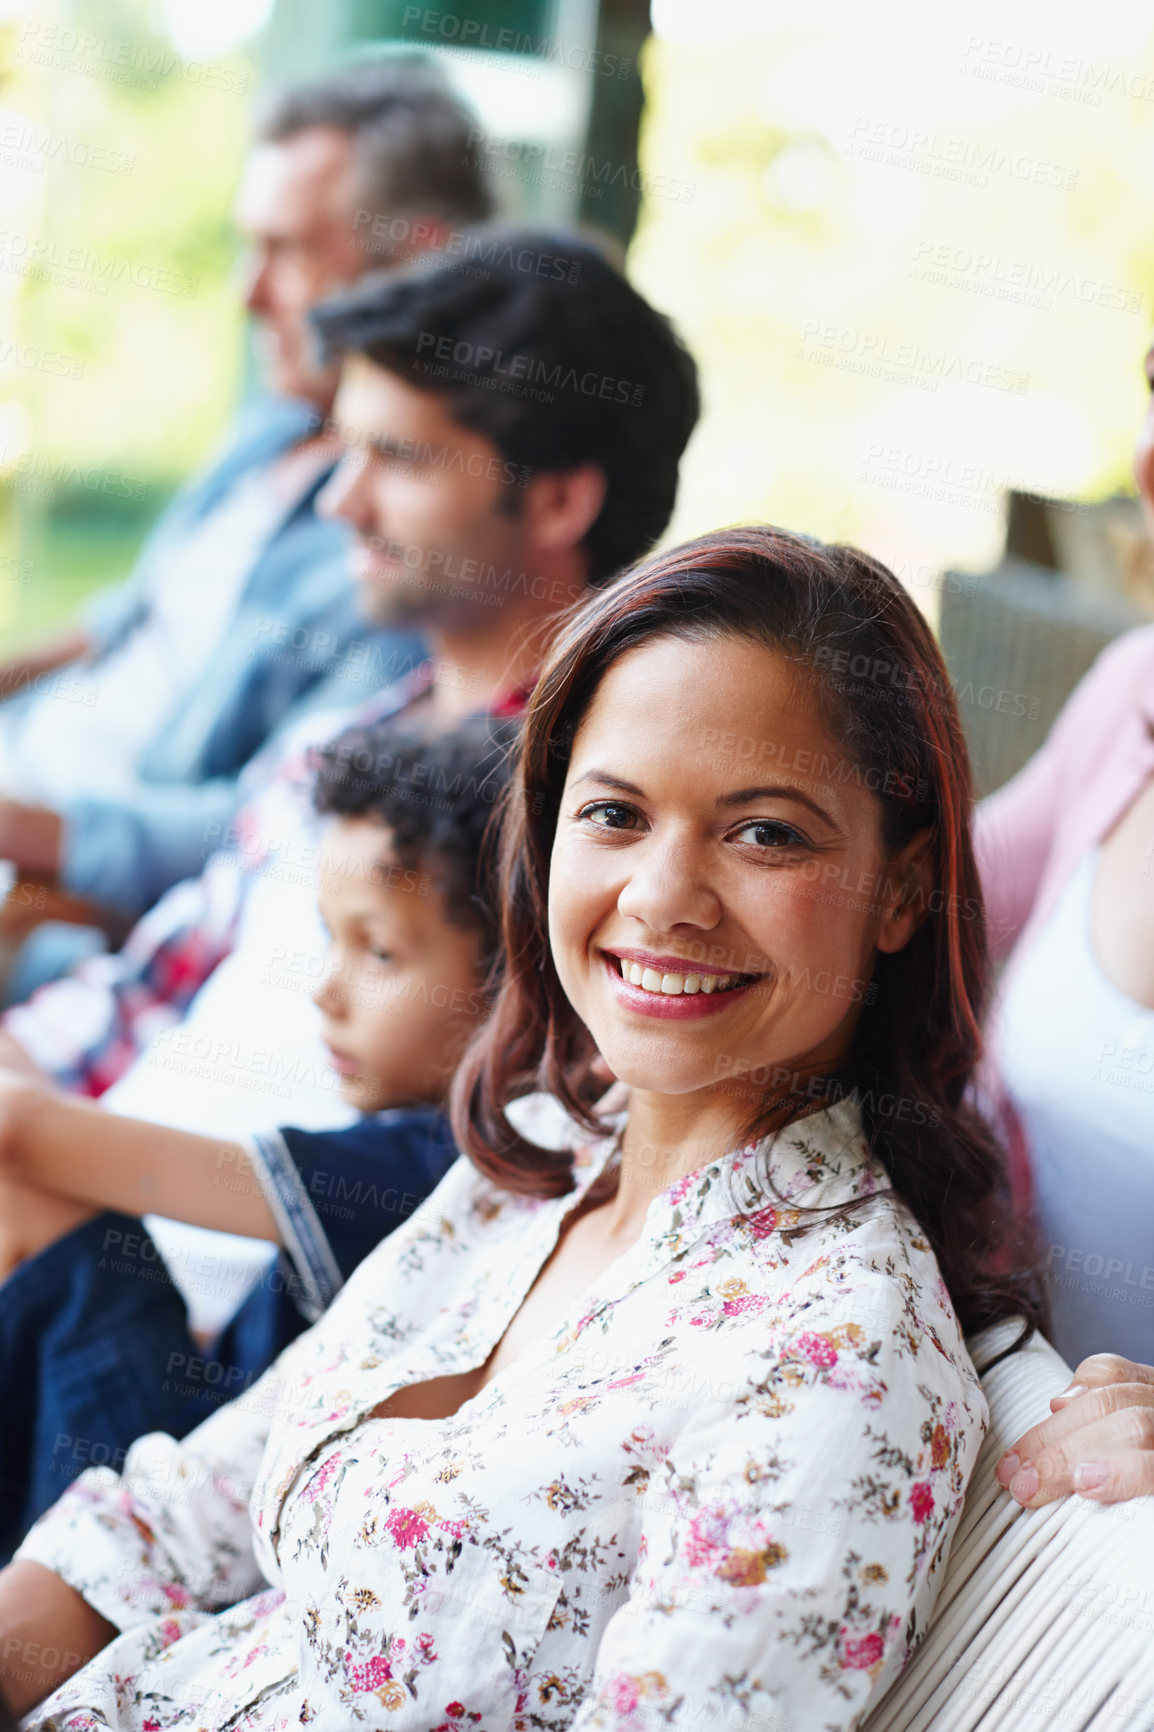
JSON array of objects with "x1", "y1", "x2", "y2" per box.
[{"x1": 615, "y1": 835, "x2": 721, "y2": 934}]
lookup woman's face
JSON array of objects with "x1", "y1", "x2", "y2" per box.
[{"x1": 548, "y1": 633, "x2": 928, "y2": 1109}]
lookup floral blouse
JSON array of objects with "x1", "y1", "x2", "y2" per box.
[{"x1": 17, "y1": 1094, "x2": 985, "y2": 1732}]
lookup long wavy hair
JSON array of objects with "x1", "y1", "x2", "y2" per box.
[{"x1": 451, "y1": 525, "x2": 1044, "y2": 1338}]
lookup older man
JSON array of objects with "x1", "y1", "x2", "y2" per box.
[{"x1": 0, "y1": 58, "x2": 492, "y2": 992}]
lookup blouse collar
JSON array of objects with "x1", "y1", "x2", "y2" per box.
[{"x1": 559, "y1": 1090, "x2": 885, "y2": 1262}]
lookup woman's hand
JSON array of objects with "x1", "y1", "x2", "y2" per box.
[{"x1": 995, "y1": 1354, "x2": 1154, "y2": 1505}]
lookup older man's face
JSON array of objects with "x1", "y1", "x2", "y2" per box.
[{"x1": 234, "y1": 126, "x2": 366, "y2": 407}]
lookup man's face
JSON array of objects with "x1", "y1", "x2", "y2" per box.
[
  {"x1": 235, "y1": 127, "x2": 365, "y2": 405},
  {"x1": 318, "y1": 357, "x2": 535, "y2": 632}
]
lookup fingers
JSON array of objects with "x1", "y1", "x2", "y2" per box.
[
  {"x1": 995, "y1": 1384, "x2": 1154, "y2": 1507},
  {"x1": 1067, "y1": 1448, "x2": 1154, "y2": 1503},
  {"x1": 1049, "y1": 1354, "x2": 1154, "y2": 1408}
]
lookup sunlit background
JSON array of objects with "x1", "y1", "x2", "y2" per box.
[{"x1": 2, "y1": 0, "x2": 1153, "y2": 785}]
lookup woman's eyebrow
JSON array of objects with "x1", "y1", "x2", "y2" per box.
[
  {"x1": 719, "y1": 783, "x2": 836, "y2": 824},
  {"x1": 571, "y1": 770, "x2": 645, "y2": 796}
]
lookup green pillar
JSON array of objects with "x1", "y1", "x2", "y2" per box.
[
  {"x1": 260, "y1": 0, "x2": 653, "y2": 246},
  {"x1": 578, "y1": 0, "x2": 651, "y2": 245}
]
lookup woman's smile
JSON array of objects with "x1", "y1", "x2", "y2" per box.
[{"x1": 600, "y1": 946, "x2": 767, "y2": 1018}]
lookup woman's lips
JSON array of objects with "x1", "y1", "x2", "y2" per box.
[{"x1": 600, "y1": 951, "x2": 763, "y2": 1020}]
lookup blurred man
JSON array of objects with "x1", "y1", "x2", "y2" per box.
[
  {"x1": 0, "y1": 57, "x2": 492, "y2": 994},
  {"x1": 0, "y1": 227, "x2": 700, "y2": 1334}
]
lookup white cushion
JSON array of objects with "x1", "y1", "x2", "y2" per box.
[{"x1": 863, "y1": 1321, "x2": 1154, "y2": 1732}]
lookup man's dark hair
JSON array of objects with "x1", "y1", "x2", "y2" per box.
[
  {"x1": 255, "y1": 55, "x2": 494, "y2": 234},
  {"x1": 312, "y1": 714, "x2": 516, "y2": 970},
  {"x1": 310, "y1": 225, "x2": 700, "y2": 582}
]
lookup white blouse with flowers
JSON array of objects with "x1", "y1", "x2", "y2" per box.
[{"x1": 17, "y1": 1095, "x2": 985, "y2": 1732}]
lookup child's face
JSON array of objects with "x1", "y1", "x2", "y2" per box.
[{"x1": 312, "y1": 817, "x2": 488, "y2": 1114}]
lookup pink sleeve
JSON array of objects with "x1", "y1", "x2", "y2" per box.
[
  {"x1": 973, "y1": 737, "x2": 1063, "y2": 964},
  {"x1": 973, "y1": 626, "x2": 1154, "y2": 962}
]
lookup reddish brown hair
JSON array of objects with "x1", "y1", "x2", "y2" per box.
[{"x1": 451, "y1": 526, "x2": 1043, "y2": 1336}]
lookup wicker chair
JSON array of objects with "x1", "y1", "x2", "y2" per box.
[{"x1": 863, "y1": 1322, "x2": 1154, "y2": 1732}]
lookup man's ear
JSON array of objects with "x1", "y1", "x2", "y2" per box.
[
  {"x1": 521, "y1": 465, "x2": 607, "y2": 559},
  {"x1": 875, "y1": 825, "x2": 935, "y2": 955}
]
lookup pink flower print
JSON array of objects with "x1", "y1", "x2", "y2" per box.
[
  {"x1": 909, "y1": 1481, "x2": 934, "y2": 1524},
  {"x1": 303, "y1": 1454, "x2": 340, "y2": 1504},
  {"x1": 795, "y1": 1331, "x2": 838, "y2": 1368},
  {"x1": 157, "y1": 1619, "x2": 184, "y2": 1648},
  {"x1": 347, "y1": 1655, "x2": 393, "y2": 1693},
  {"x1": 608, "y1": 1675, "x2": 640, "y2": 1714},
  {"x1": 668, "y1": 1270, "x2": 687, "y2": 1283},
  {"x1": 747, "y1": 1205, "x2": 778, "y2": 1240},
  {"x1": 684, "y1": 1506, "x2": 729, "y2": 1568},
  {"x1": 385, "y1": 1505, "x2": 431, "y2": 1548},
  {"x1": 160, "y1": 1582, "x2": 192, "y2": 1609},
  {"x1": 446, "y1": 1704, "x2": 466, "y2": 1719},
  {"x1": 838, "y1": 1628, "x2": 885, "y2": 1671}
]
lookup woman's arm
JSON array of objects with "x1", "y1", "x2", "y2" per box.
[
  {"x1": 569, "y1": 1267, "x2": 985, "y2": 1731},
  {"x1": 974, "y1": 629, "x2": 1151, "y2": 964},
  {"x1": 3, "y1": 1317, "x2": 314, "y2": 1712},
  {"x1": 0, "y1": 1562, "x2": 116, "y2": 1716},
  {"x1": 0, "y1": 1076, "x2": 278, "y2": 1241}
]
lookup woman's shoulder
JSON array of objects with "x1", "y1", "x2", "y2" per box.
[{"x1": 767, "y1": 1177, "x2": 982, "y2": 1399}]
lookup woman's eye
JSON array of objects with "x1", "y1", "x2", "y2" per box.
[
  {"x1": 731, "y1": 819, "x2": 806, "y2": 851},
  {"x1": 368, "y1": 947, "x2": 394, "y2": 964},
  {"x1": 578, "y1": 800, "x2": 641, "y2": 831}
]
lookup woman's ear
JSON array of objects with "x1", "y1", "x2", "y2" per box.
[
  {"x1": 875, "y1": 826, "x2": 935, "y2": 955},
  {"x1": 521, "y1": 465, "x2": 607, "y2": 560}
]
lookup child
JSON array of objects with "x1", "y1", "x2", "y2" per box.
[{"x1": 0, "y1": 713, "x2": 513, "y2": 1558}]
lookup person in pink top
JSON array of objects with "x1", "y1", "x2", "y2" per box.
[{"x1": 979, "y1": 338, "x2": 1154, "y2": 1508}]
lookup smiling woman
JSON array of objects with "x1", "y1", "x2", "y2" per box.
[
  {"x1": 0, "y1": 526, "x2": 1044, "y2": 1732},
  {"x1": 457, "y1": 524, "x2": 1044, "y2": 1343}
]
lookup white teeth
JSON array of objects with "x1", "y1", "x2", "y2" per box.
[{"x1": 617, "y1": 959, "x2": 747, "y2": 996}]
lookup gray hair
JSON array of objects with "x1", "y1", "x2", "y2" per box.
[{"x1": 255, "y1": 55, "x2": 494, "y2": 230}]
